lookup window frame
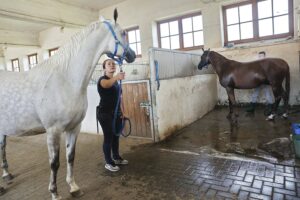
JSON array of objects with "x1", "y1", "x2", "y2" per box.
[
  {"x1": 125, "y1": 26, "x2": 142, "y2": 58},
  {"x1": 28, "y1": 53, "x2": 38, "y2": 69},
  {"x1": 157, "y1": 11, "x2": 204, "y2": 51},
  {"x1": 11, "y1": 58, "x2": 20, "y2": 72},
  {"x1": 222, "y1": 0, "x2": 294, "y2": 46},
  {"x1": 49, "y1": 47, "x2": 59, "y2": 57}
]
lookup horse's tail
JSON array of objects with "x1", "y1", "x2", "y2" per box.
[{"x1": 285, "y1": 65, "x2": 290, "y2": 102}]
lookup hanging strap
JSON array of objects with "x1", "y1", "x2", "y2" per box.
[{"x1": 154, "y1": 60, "x2": 160, "y2": 91}]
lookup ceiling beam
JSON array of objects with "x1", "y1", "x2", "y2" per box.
[
  {"x1": 0, "y1": 29, "x2": 39, "y2": 47},
  {"x1": 0, "y1": 0, "x2": 98, "y2": 28}
]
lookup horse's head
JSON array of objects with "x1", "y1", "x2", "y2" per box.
[
  {"x1": 198, "y1": 48, "x2": 210, "y2": 70},
  {"x1": 101, "y1": 9, "x2": 136, "y2": 64}
]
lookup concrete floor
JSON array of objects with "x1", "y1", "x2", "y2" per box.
[{"x1": 1, "y1": 106, "x2": 300, "y2": 200}]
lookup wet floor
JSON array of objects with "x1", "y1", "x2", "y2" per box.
[
  {"x1": 160, "y1": 106, "x2": 300, "y2": 166},
  {"x1": 1, "y1": 106, "x2": 300, "y2": 200}
]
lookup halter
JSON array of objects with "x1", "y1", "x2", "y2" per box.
[
  {"x1": 103, "y1": 21, "x2": 129, "y2": 65},
  {"x1": 202, "y1": 51, "x2": 211, "y2": 69}
]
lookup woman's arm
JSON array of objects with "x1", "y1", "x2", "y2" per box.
[{"x1": 100, "y1": 72, "x2": 125, "y2": 88}]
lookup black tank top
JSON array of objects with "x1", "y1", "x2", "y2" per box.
[{"x1": 97, "y1": 75, "x2": 121, "y2": 113}]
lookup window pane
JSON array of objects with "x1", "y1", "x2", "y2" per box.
[
  {"x1": 160, "y1": 23, "x2": 169, "y2": 37},
  {"x1": 136, "y1": 30, "x2": 140, "y2": 42},
  {"x1": 170, "y1": 35, "x2": 179, "y2": 49},
  {"x1": 193, "y1": 15, "x2": 203, "y2": 31},
  {"x1": 239, "y1": 4, "x2": 252, "y2": 22},
  {"x1": 137, "y1": 42, "x2": 141, "y2": 55},
  {"x1": 12, "y1": 60, "x2": 19, "y2": 72},
  {"x1": 273, "y1": 0, "x2": 288, "y2": 16},
  {"x1": 13, "y1": 60, "x2": 18, "y2": 67},
  {"x1": 182, "y1": 17, "x2": 192, "y2": 33},
  {"x1": 128, "y1": 30, "x2": 136, "y2": 43},
  {"x1": 240, "y1": 22, "x2": 253, "y2": 39},
  {"x1": 194, "y1": 31, "x2": 204, "y2": 46},
  {"x1": 226, "y1": 7, "x2": 239, "y2": 25},
  {"x1": 258, "y1": 0, "x2": 272, "y2": 19},
  {"x1": 183, "y1": 33, "x2": 193, "y2": 48},
  {"x1": 274, "y1": 15, "x2": 289, "y2": 34},
  {"x1": 129, "y1": 43, "x2": 137, "y2": 55},
  {"x1": 50, "y1": 50, "x2": 57, "y2": 56},
  {"x1": 227, "y1": 24, "x2": 240, "y2": 41},
  {"x1": 259, "y1": 18, "x2": 273, "y2": 36},
  {"x1": 161, "y1": 37, "x2": 170, "y2": 49},
  {"x1": 169, "y1": 21, "x2": 179, "y2": 35}
]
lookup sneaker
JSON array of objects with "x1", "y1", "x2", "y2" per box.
[
  {"x1": 113, "y1": 158, "x2": 129, "y2": 165},
  {"x1": 105, "y1": 163, "x2": 120, "y2": 172}
]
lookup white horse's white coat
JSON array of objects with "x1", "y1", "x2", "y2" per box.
[{"x1": 0, "y1": 14, "x2": 134, "y2": 200}]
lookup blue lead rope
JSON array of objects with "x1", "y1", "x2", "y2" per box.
[
  {"x1": 112, "y1": 80, "x2": 122, "y2": 136},
  {"x1": 154, "y1": 60, "x2": 160, "y2": 90},
  {"x1": 111, "y1": 73, "x2": 131, "y2": 137}
]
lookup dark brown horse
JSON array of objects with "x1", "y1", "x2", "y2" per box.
[{"x1": 198, "y1": 49, "x2": 290, "y2": 121}]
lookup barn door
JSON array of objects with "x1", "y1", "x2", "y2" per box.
[{"x1": 121, "y1": 80, "x2": 153, "y2": 139}]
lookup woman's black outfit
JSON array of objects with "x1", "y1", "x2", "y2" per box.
[{"x1": 97, "y1": 75, "x2": 122, "y2": 165}]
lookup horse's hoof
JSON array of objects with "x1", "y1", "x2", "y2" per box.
[
  {"x1": 2, "y1": 173, "x2": 13, "y2": 181},
  {"x1": 52, "y1": 195, "x2": 62, "y2": 200},
  {"x1": 266, "y1": 114, "x2": 275, "y2": 121},
  {"x1": 70, "y1": 189, "x2": 84, "y2": 198},
  {"x1": 0, "y1": 187, "x2": 5, "y2": 196},
  {"x1": 281, "y1": 113, "x2": 288, "y2": 119}
]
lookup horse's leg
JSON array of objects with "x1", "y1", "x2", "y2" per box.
[
  {"x1": 267, "y1": 86, "x2": 282, "y2": 120},
  {"x1": 281, "y1": 86, "x2": 289, "y2": 119},
  {"x1": 226, "y1": 87, "x2": 238, "y2": 123},
  {"x1": 65, "y1": 125, "x2": 83, "y2": 197},
  {"x1": 47, "y1": 129, "x2": 62, "y2": 200},
  {"x1": 0, "y1": 135, "x2": 13, "y2": 181}
]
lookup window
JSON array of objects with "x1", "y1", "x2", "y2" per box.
[
  {"x1": 157, "y1": 12, "x2": 204, "y2": 50},
  {"x1": 126, "y1": 27, "x2": 141, "y2": 57},
  {"x1": 11, "y1": 59, "x2": 20, "y2": 72},
  {"x1": 223, "y1": 0, "x2": 293, "y2": 45},
  {"x1": 49, "y1": 48, "x2": 59, "y2": 57},
  {"x1": 28, "y1": 53, "x2": 38, "y2": 69}
]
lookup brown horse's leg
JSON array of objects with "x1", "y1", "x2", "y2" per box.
[
  {"x1": 281, "y1": 87, "x2": 289, "y2": 118},
  {"x1": 226, "y1": 87, "x2": 238, "y2": 123},
  {"x1": 267, "y1": 86, "x2": 282, "y2": 120}
]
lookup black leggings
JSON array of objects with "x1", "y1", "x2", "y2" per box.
[{"x1": 98, "y1": 113, "x2": 121, "y2": 164}]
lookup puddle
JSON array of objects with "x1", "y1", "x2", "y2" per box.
[{"x1": 159, "y1": 106, "x2": 300, "y2": 166}]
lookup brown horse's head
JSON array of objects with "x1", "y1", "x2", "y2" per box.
[{"x1": 198, "y1": 48, "x2": 210, "y2": 70}]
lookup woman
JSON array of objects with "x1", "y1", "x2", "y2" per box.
[{"x1": 97, "y1": 59, "x2": 128, "y2": 172}]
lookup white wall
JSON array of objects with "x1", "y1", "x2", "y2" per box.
[
  {"x1": 156, "y1": 74, "x2": 217, "y2": 140},
  {"x1": 0, "y1": 57, "x2": 5, "y2": 70}
]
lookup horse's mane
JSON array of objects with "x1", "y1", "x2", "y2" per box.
[
  {"x1": 36, "y1": 20, "x2": 105, "y2": 72},
  {"x1": 211, "y1": 51, "x2": 228, "y2": 60}
]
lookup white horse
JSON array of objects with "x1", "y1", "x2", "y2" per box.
[{"x1": 0, "y1": 9, "x2": 136, "y2": 200}]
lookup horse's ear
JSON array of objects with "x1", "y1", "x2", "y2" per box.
[
  {"x1": 202, "y1": 48, "x2": 204, "y2": 52},
  {"x1": 113, "y1": 8, "x2": 118, "y2": 23},
  {"x1": 99, "y1": 16, "x2": 105, "y2": 22}
]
